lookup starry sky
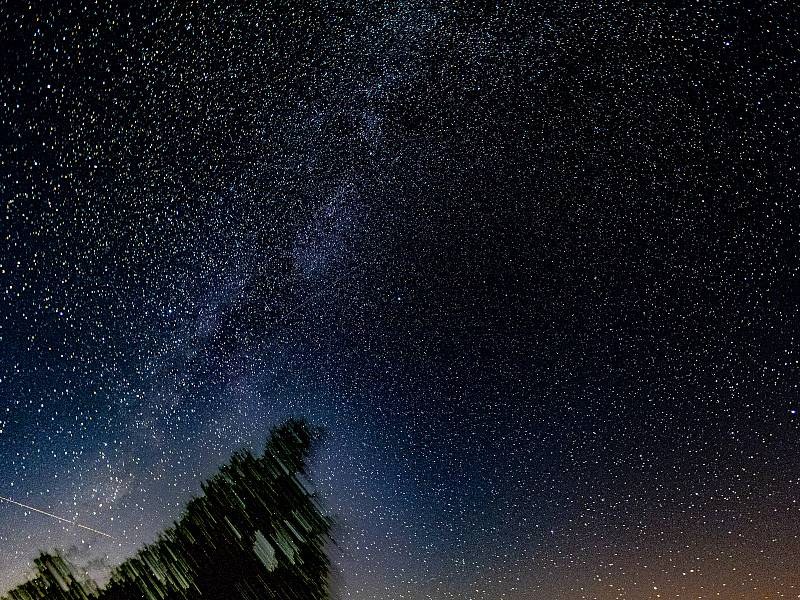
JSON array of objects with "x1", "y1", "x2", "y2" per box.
[{"x1": 0, "y1": 1, "x2": 799, "y2": 598}]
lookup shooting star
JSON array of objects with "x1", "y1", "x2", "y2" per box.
[{"x1": 0, "y1": 495, "x2": 114, "y2": 539}]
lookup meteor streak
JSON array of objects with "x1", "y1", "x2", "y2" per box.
[{"x1": 0, "y1": 495, "x2": 114, "y2": 539}]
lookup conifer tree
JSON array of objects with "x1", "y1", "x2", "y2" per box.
[{"x1": 2, "y1": 419, "x2": 333, "y2": 600}]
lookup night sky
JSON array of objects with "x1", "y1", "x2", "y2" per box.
[{"x1": 1, "y1": 1, "x2": 799, "y2": 598}]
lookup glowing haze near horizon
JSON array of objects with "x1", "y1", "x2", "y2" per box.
[{"x1": 1, "y1": 2, "x2": 799, "y2": 598}]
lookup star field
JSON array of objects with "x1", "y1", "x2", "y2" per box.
[{"x1": 1, "y1": 1, "x2": 799, "y2": 598}]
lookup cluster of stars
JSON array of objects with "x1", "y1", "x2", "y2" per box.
[{"x1": 1, "y1": 1, "x2": 798, "y2": 599}]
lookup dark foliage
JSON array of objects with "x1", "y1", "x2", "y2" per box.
[{"x1": 2, "y1": 419, "x2": 332, "y2": 600}]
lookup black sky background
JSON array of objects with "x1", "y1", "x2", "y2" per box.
[{"x1": 1, "y1": 1, "x2": 799, "y2": 598}]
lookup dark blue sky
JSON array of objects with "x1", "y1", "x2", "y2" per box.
[{"x1": 1, "y1": 2, "x2": 799, "y2": 598}]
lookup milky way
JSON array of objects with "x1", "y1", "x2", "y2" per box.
[{"x1": 1, "y1": 2, "x2": 799, "y2": 599}]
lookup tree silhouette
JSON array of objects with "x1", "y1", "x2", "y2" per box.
[
  {"x1": 2, "y1": 419, "x2": 333, "y2": 600},
  {"x1": 4, "y1": 552, "x2": 98, "y2": 600}
]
